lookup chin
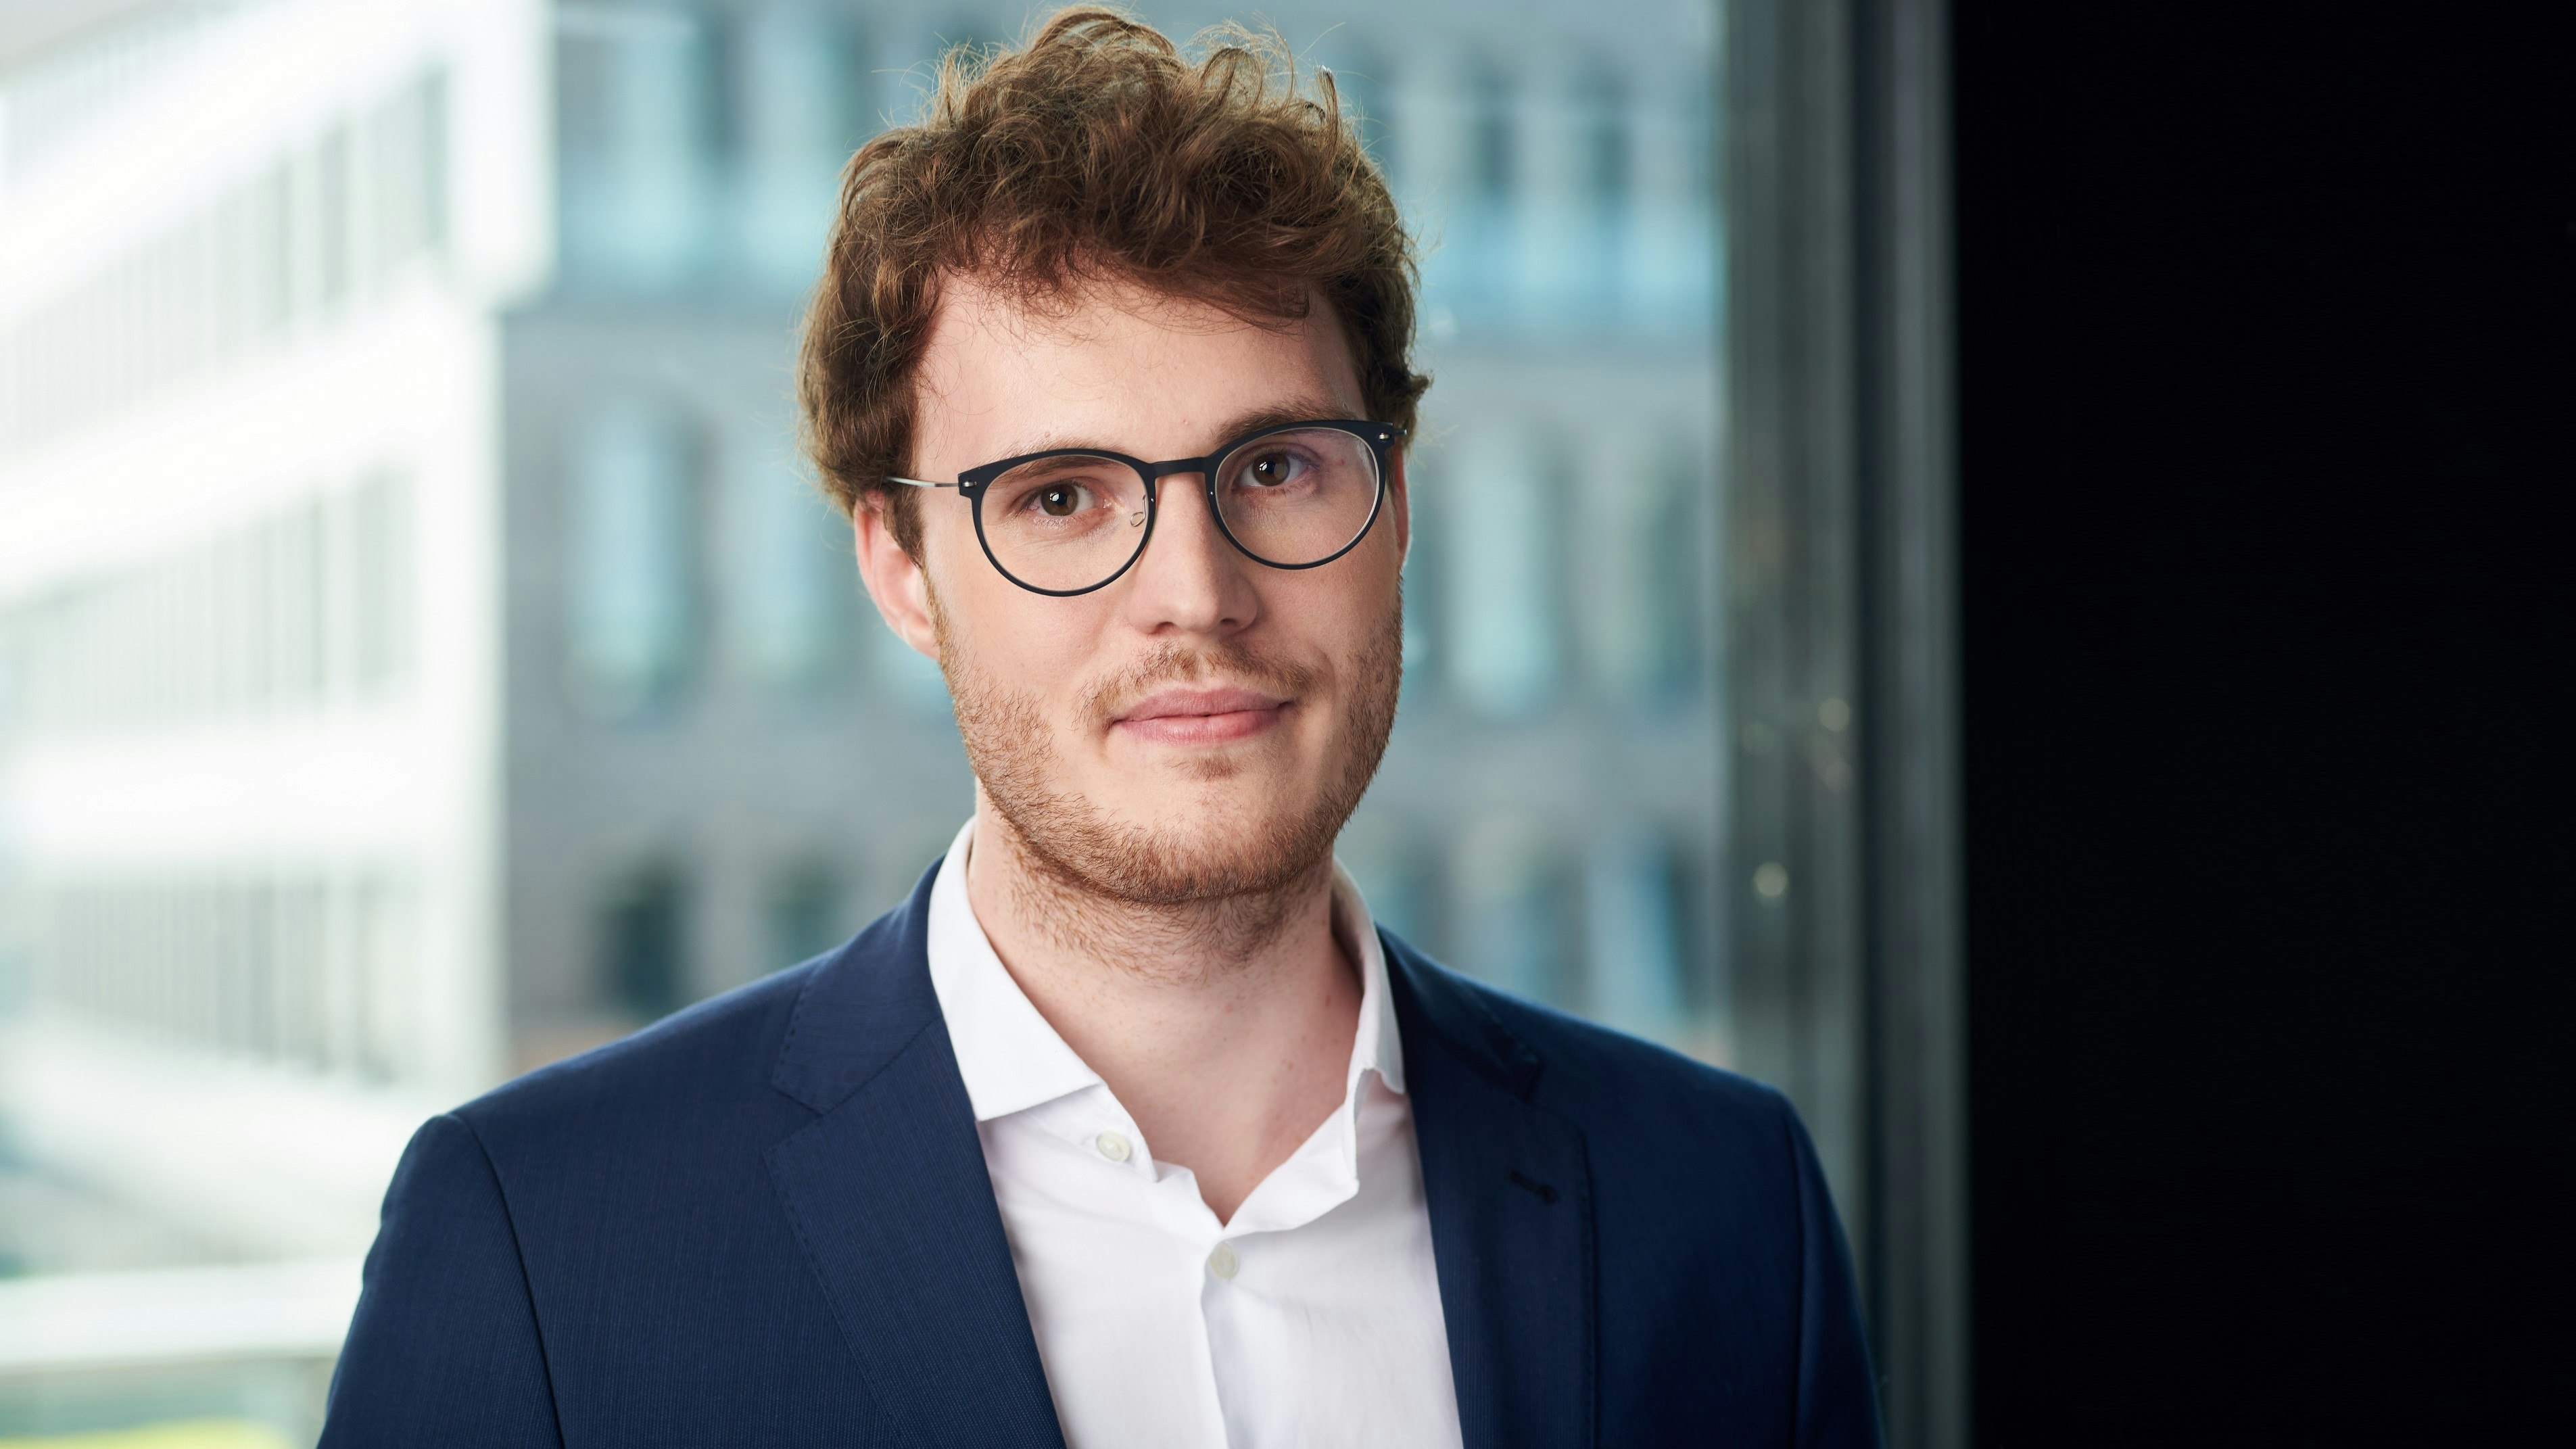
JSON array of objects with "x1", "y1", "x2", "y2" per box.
[
  {"x1": 1127, "y1": 767, "x2": 1329, "y2": 847},
  {"x1": 1016, "y1": 767, "x2": 1347, "y2": 906},
  {"x1": 1155, "y1": 739, "x2": 1280, "y2": 786}
]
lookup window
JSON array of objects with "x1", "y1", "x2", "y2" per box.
[
  {"x1": 25, "y1": 869, "x2": 422, "y2": 1083},
  {"x1": 1582, "y1": 829, "x2": 1688, "y2": 1038},
  {"x1": 567, "y1": 399, "x2": 703, "y2": 717},
  {"x1": 1575, "y1": 430, "x2": 1706, "y2": 707},
  {"x1": 1462, "y1": 57, "x2": 1519, "y2": 323},
  {"x1": 1451, "y1": 816, "x2": 1572, "y2": 1005},
  {"x1": 1571, "y1": 64, "x2": 1631, "y2": 320},
  {"x1": 734, "y1": 1, "x2": 864, "y2": 290},
  {"x1": 345, "y1": 469, "x2": 415, "y2": 696},
  {"x1": 765, "y1": 863, "x2": 847, "y2": 969},
  {"x1": 558, "y1": 7, "x2": 719, "y2": 287},
  {"x1": 317, "y1": 124, "x2": 354, "y2": 308},
  {"x1": 725, "y1": 437, "x2": 852, "y2": 694},
  {"x1": 600, "y1": 863, "x2": 690, "y2": 1022},
  {"x1": 871, "y1": 622, "x2": 953, "y2": 716},
  {"x1": 1321, "y1": 47, "x2": 1395, "y2": 179},
  {"x1": 0, "y1": 7, "x2": 1963, "y2": 1440},
  {"x1": 1334, "y1": 818, "x2": 1440, "y2": 951},
  {"x1": 0, "y1": 471, "x2": 412, "y2": 740},
  {"x1": 0, "y1": 67, "x2": 448, "y2": 455},
  {"x1": 1439, "y1": 425, "x2": 1565, "y2": 717}
]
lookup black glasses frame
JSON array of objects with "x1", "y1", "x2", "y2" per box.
[{"x1": 886, "y1": 419, "x2": 1402, "y2": 598}]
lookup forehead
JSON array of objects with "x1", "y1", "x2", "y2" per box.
[{"x1": 910, "y1": 275, "x2": 1365, "y2": 466}]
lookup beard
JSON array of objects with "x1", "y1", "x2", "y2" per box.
[{"x1": 933, "y1": 592, "x2": 1404, "y2": 911}]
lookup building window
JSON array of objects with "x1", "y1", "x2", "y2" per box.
[
  {"x1": 732, "y1": 1, "x2": 863, "y2": 291},
  {"x1": 1441, "y1": 425, "x2": 1564, "y2": 716},
  {"x1": 1583, "y1": 829, "x2": 1688, "y2": 1039},
  {"x1": 872, "y1": 625, "x2": 953, "y2": 715},
  {"x1": 26, "y1": 869, "x2": 421, "y2": 1083},
  {"x1": 247, "y1": 162, "x2": 293, "y2": 338},
  {"x1": 1573, "y1": 64, "x2": 1631, "y2": 320},
  {"x1": 1335, "y1": 820, "x2": 1439, "y2": 956},
  {"x1": 366, "y1": 69, "x2": 449, "y2": 279},
  {"x1": 1322, "y1": 48, "x2": 1395, "y2": 185},
  {"x1": 765, "y1": 862, "x2": 846, "y2": 970},
  {"x1": 1462, "y1": 57, "x2": 1519, "y2": 322},
  {"x1": 0, "y1": 469, "x2": 410, "y2": 741},
  {"x1": 558, "y1": 7, "x2": 717, "y2": 289},
  {"x1": 316, "y1": 123, "x2": 354, "y2": 308},
  {"x1": 0, "y1": 66, "x2": 446, "y2": 456},
  {"x1": 1576, "y1": 431, "x2": 1706, "y2": 707},
  {"x1": 1626, "y1": 70, "x2": 1718, "y2": 332},
  {"x1": 725, "y1": 438, "x2": 852, "y2": 694},
  {"x1": 567, "y1": 399, "x2": 702, "y2": 717},
  {"x1": 344, "y1": 469, "x2": 415, "y2": 697},
  {"x1": 600, "y1": 863, "x2": 690, "y2": 1022},
  {"x1": 1452, "y1": 817, "x2": 1571, "y2": 1006}
]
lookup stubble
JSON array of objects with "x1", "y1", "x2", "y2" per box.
[{"x1": 932, "y1": 589, "x2": 1404, "y2": 971}]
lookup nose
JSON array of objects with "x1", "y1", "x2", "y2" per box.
[{"x1": 1120, "y1": 469, "x2": 1261, "y2": 639}]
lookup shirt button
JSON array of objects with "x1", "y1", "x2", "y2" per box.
[
  {"x1": 1094, "y1": 1131, "x2": 1132, "y2": 1163},
  {"x1": 1207, "y1": 1242, "x2": 1239, "y2": 1280}
]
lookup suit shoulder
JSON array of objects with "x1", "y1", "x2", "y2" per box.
[
  {"x1": 1416, "y1": 962, "x2": 1822, "y2": 1224},
  {"x1": 1398, "y1": 947, "x2": 1794, "y2": 1143},
  {"x1": 1496, "y1": 980, "x2": 1783, "y2": 1112}
]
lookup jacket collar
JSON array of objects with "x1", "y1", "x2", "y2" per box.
[
  {"x1": 1384, "y1": 930, "x2": 1600, "y2": 1449},
  {"x1": 763, "y1": 863, "x2": 1596, "y2": 1449},
  {"x1": 765, "y1": 859, "x2": 1069, "y2": 1448},
  {"x1": 769, "y1": 859, "x2": 948, "y2": 1114}
]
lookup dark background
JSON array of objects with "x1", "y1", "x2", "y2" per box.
[{"x1": 1953, "y1": 2, "x2": 2570, "y2": 1442}]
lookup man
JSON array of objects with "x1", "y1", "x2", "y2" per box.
[{"x1": 321, "y1": 10, "x2": 1879, "y2": 1446}]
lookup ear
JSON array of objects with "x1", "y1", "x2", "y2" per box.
[{"x1": 852, "y1": 492, "x2": 940, "y2": 661}]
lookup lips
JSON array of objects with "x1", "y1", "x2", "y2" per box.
[{"x1": 1111, "y1": 685, "x2": 1291, "y2": 744}]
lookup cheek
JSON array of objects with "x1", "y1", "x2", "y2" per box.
[
  {"x1": 1270, "y1": 571, "x2": 1398, "y2": 688},
  {"x1": 940, "y1": 571, "x2": 1100, "y2": 711},
  {"x1": 925, "y1": 519, "x2": 1030, "y2": 651},
  {"x1": 1320, "y1": 530, "x2": 1406, "y2": 623}
]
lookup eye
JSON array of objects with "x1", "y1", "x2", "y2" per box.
[
  {"x1": 1241, "y1": 450, "x2": 1312, "y2": 488},
  {"x1": 1009, "y1": 478, "x2": 1104, "y2": 520}
]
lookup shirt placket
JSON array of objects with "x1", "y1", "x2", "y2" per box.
[
  {"x1": 1185, "y1": 1095, "x2": 1375, "y2": 1448},
  {"x1": 1032, "y1": 1090, "x2": 1237, "y2": 1448}
]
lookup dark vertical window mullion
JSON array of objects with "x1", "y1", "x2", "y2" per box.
[{"x1": 1727, "y1": 1, "x2": 1965, "y2": 1444}]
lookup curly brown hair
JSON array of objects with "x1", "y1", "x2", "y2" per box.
[{"x1": 796, "y1": 6, "x2": 1428, "y2": 557}]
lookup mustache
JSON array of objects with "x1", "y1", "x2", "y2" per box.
[{"x1": 1081, "y1": 639, "x2": 1321, "y2": 723}]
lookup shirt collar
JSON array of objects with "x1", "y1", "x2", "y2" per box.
[
  {"x1": 924, "y1": 817, "x2": 1101, "y2": 1121},
  {"x1": 923, "y1": 816, "x2": 1407, "y2": 1124},
  {"x1": 1337, "y1": 855, "x2": 1408, "y2": 1097}
]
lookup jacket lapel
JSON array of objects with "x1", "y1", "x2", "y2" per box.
[
  {"x1": 765, "y1": 863, "x2": 1066, "y2": 1449},
  {"x1": 1386, "y1": 932, "x2": 1598, "y2": 1449}
]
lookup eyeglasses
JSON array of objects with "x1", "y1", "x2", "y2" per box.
[{"x1": 887, "y1": 419, "x2": 1400, "y2": 597}]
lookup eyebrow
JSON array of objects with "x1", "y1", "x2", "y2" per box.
[{"x1": 987, "y1": 398, "x2": 1356, "y2": 466}]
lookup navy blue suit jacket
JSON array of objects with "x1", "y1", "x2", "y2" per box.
[{"x1": 321, "y1": 863, "x2": 1881, "y2": 1446}]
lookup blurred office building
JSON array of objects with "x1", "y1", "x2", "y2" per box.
[{"x1": 0, "y1": 0, "x2": 1721, "y2": 1439}]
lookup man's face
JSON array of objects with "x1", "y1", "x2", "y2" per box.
[{"x1": 859, "y1": 277, "x2": 1409, "y2": 905}]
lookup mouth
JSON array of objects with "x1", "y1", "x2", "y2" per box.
[{"x1": 1110, "y1": 684, "x2": 1293, "y2": 746}]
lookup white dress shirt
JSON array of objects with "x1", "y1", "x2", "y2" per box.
[{"x1": 924, "y1": 817, "x2": 1465, "y2": 1449}]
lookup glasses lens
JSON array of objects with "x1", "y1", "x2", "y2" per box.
[
  {"x1": 978, "y1": 454, "x2": 1152, "y2": 592},
  {"x1": 1213, "y1": 428, "x2": 1383, "y2": 566}
]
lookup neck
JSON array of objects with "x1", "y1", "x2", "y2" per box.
[{"x1": 963, "y1": 794, "x2": 1363, "y2": 1224}]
